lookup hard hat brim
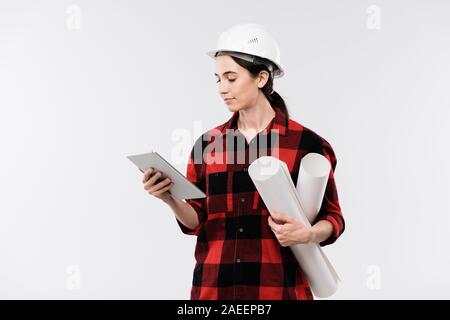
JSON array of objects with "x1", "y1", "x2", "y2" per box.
[{"x1": 205, "y1": 49, "x2": 285, "y2": 78}]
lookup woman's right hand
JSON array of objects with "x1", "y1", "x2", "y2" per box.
[{"x1": 142, "y1": 167, "x2": 174, "y2": 203}]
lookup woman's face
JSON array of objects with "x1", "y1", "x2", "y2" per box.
[{"x1": 214, "y1": 55, "x2": 267, "y2": 112}]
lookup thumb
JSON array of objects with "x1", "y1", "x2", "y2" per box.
[{"x1": 271, "y1": 212, "x2": 289, "y2": 223}]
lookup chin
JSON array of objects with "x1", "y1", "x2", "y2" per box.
[{"x1": 227, "y1": 103, "x2": 242, "y2": 112}]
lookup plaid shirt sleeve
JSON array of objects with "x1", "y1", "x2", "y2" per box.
[
  {"x1": 175, "y1": 136, "x2": 207, "y2": 236},
  {"x1": 312, "y1": 138, "x2": 345, "y2": 247}
]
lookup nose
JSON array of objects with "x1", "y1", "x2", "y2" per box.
[{"x1": 218, "y1": 81, "x2": 230, "y2": 96}]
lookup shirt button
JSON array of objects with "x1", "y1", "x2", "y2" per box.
[
  {"x1": 239, "y1": 228, "x2": 244, "y2": 233},
  {"x1": 236, "y1": 258, "x2": 241, "y2": 263},
  {"x1": 240, "y1": 197, "x2": 245, "y2": 203}
]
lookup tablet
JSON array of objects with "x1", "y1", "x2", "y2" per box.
[{"x1": 127, "y1": 151, "x2": 206, "y2": 200}]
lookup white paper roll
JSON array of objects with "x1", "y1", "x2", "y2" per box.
[
  {"x1": 297, "y1": 153, "x2": 331, "y2": 223},
  {"x1": 248, "y1": 155, "x2": 339, "y2": 298}
]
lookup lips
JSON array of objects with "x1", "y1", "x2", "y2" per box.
[{"x1": 224, "y1": 98, "x2": 235, "y2": 102}]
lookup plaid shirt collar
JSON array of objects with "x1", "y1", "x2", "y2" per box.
[{"x1": 220, "y1": 107, "x2": 288, "y2": 136}]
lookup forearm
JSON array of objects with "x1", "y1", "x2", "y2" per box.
[
  {"x1": 163, "y1": 197, "x2": 200, "y2": 230},
  {"x1": 311, "y1": 219, "x2": 334, "y2": 243}
]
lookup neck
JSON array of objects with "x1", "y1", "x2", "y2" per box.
[{"x1": 237, "y1": 95, "x2": 275, "y2": 133}]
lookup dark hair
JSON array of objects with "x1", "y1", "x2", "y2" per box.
[{"x1": 229, "y1": 55, "x2": 289, "y2": 121}]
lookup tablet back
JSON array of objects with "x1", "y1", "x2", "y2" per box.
[{"x1": 127, "y1": 151, "x2": 206, "y2": 200}]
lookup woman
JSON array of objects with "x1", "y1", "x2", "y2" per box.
[{"x1": 142, "y1": 23, "x2": 345, "y2": 300}]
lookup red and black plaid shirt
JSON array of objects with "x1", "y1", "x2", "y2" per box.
[{"x1": 175, "y1": 106, "x2": 345, "y2": 300}]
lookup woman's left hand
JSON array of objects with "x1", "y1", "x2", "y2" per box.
[{"x1": 268, "y1": 212, "x2": 316, "y2": 246}]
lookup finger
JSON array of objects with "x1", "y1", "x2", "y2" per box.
[
  {"x1": 270, "y1": 212, "x2": 280, "y2": 220},
  {"x1": 276, "y1": 235, "x2": 286, "y2": 245},
  {"x1": 278, "y1": 212, "x2": 292, "y2": 223},
  {"x1": 144, "y1": 171, "x2": 163, "y2": 189},
  {"x1": 268, "y1": 217, "x2": 274, "y2": 229},
  {"x1": 152, "y1": 183, "x2": 173, "y2": 196},
  {"x1": 271, "y1": 212, "x2": 287, "y2": 224},
  {"x1": 148, "y1": 177, "x2": 172, "y2": 193},
  {"x1": 152, "y1": 185, "x2": 172, "y2": 197},
  {"x1": 142, "y1": 167, "x2": 154, "y2": 183},
  {"x1": 271, "y1": 226, "x2": 282, "y2": 235},
  {"x1": 269, "y1": 219, "x2": 283, "y2": 234},
  {"x1": 268, "y1": 216, "x2": 278, "y2": 228},
  {"x1": 143, "y1": 172, "x2": 159, "y2": 190},
  {"x1": 268, "y1": 216, "x2": 277, "y2": 229},
  {"x1": 285, "y1": 215, "x2": 295, "y2": 223},
  {"x1": 271, "y1": 212, "x2": 285, "y2": 222}
]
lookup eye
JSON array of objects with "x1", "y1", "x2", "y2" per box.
[{"x1": 215, "y1": 78, "x2": 236, "y2": 83}]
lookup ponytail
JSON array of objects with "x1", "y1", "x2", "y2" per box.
[{"x1": 266, "y1": 90, "x2": 289, "y2": 121}]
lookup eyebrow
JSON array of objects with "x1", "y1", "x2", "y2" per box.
[{"x1": 214, "y1": 71, "x2": 237, "y2": 76}]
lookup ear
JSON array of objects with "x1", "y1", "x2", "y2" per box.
[{"x1": 257, "y1": 70, "x2": 270, "y2": 88}]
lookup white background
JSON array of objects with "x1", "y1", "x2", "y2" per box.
[{"x1": 1, "y1": 0, "x2": 449, "y2": 299}]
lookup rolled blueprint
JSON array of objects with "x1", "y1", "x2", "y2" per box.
[
  {"x1": 248, "y1": 155, "x2": 339, "y2": 298},
  {"x1": 296, "y1": 153, "x2": 331, "y2": 223}
]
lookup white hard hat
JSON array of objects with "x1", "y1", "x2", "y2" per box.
[{"x1": 206, "y1": 23, "x2": 285, "y2": 78}]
